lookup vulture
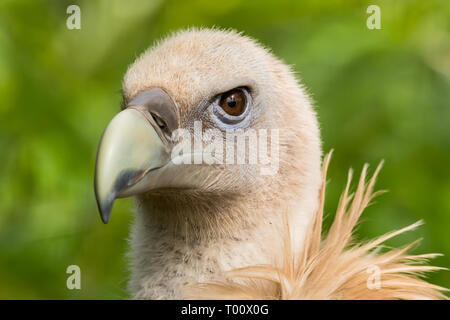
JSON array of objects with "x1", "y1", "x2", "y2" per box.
[{"x1": 94, "y1": 28, "x2": 447, "y2": 300}]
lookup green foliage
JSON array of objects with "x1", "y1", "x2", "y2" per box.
[{"x1": 0, "y1": 0, "x2": 448, "y2": 298}]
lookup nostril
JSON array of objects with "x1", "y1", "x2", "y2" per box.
[{"x1": 151, "y1": 113, "x2": 168, "y2": 132}]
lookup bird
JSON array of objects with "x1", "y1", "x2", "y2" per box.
[{"x1": 94, "y1": 28, "x2": 447, "y2": 299}]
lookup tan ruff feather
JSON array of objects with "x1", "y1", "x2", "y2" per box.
[{"x1": 185, "y1": 152, "x2": 448, "y2": 300}]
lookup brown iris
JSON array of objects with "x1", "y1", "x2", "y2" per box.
[{"x1": 219, "y1": 89, "x2": 246, "y2": 116}]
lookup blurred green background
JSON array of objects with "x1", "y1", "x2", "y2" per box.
[{"x1": 0, "y1": 0, "x2": 448, "y2": 299}]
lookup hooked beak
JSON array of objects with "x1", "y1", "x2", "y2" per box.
[{"x1": 94, "y1": 88, "x2": 178, "y2": 223}]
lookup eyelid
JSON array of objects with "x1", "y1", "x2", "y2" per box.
[
  {"x1": 220, "y1": 86, "x2": 251, "y2": 99},
  {"x1": 210, "y1": 86, "x2": 251, "y2": 102}
]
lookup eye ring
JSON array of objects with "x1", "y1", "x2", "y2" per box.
[{"x1": 210, "y1": 87, "x2": 252, "y2": 126}]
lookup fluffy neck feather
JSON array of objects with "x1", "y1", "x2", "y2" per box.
[{"x1": 127, "y1": 185, "x2": 318, "y2": 299}]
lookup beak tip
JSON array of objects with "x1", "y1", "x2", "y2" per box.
[
  {"x1": 94, "y1": 168, "x2": 116, "y2": 224},
  {"x1": 98, "y1": 201, "x2": 113, "y2": 224},
  {"x1": 95, "y1": 192, "x2": 115, "y2": 224},
  {"x1": 101, "y1": 213, "x2": 110, "y2": 224}
]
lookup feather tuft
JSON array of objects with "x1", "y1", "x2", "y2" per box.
[{"x1": 185, "y1": 152, "x2": 448, "y2": 300}]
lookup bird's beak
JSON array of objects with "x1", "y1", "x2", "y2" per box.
[{"x1": 94, "y1": 88, "x2": 178, "y2": 224}]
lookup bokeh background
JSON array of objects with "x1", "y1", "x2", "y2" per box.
[{"x1": 0, "y1": 0, "x2": 448, "y2": 299}]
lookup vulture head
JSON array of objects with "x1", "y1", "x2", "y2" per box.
[{"x1": 94, "y1": 29, "x2": 322, "y2": 299}]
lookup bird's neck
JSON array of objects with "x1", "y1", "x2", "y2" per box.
[{"x1": 127, "y1": 189, "x2": 318, "y2": 299}]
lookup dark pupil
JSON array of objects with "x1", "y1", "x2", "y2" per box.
[{"x1": 227, "y1": 96, "x2": 237, "y2": 108}]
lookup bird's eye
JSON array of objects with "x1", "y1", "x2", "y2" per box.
[
  {"x1": 209, "y1": 87, "x2": 252, "y2": 127},
  {"x1": 219, "y1": 89, "x2": 247, "y2": 116}
]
